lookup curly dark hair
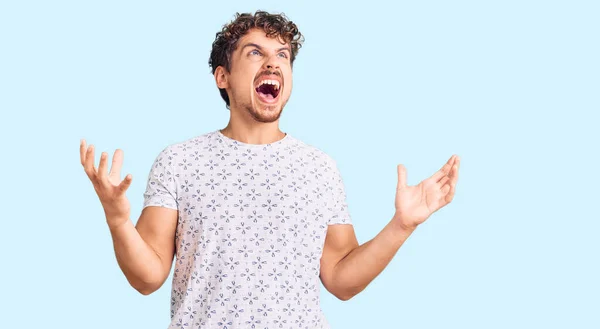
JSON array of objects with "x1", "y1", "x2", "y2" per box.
[{"x1": 209, "y1": 11, "x2": 304, "y2": 108}]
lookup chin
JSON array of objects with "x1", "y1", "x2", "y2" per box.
[
  {"x1": 248, "y1": 103, "x2": 283, "y2": 123},
  {"x1": 245, "y1": 91, "x2": 288, "y2": 121}
]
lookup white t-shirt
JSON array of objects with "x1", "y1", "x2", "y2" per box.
[{"x1": 143, "y1": 129, "x2": 352, "y2": 329}]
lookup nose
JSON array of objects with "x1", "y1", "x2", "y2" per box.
[{"x1": 264, "y1": 55, "x2": 280, "y2": 71}]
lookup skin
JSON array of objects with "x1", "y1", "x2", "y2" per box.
[
  {"x1": 319, "y1": 155, "x2": 460, "y2": 300},
  {"x1": 80, "y1": 141, "x2": 177, "y2": 295},
  {"x1": 214, "y1": 28, "x2": 293, "y2": 144},
  {"x1": 80, "y1": 27, "x2": 461, "y2": 299}
]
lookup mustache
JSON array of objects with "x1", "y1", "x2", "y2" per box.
[{"x1": 255, "y1": 70, "x2": 281, "y2": 80}]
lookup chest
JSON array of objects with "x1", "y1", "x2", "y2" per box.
[{"x1": 172, "y1": 149, "x2": 331, "y2": 258}]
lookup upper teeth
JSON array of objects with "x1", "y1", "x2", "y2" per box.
[{"x1": 259, "y1": 80, "x2": 280, "y2": 90}]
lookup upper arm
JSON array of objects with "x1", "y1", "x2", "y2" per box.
[
  {"x1": 135, "y1": 206, "x2": 178, "y2": 288},
  {"x1": 319, "y1": 157, "x2": 357, "y2": 298},
  {"x1": 319, "y1": 223, "x2": 359, "y2": 298},
  {"x1": 137, "y1": 145, "x2": 179, "y2": 289}
]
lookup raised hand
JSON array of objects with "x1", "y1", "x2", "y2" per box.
[
  {"x1": 394, "y1": 155, "x2": 460, "y2": 230},
  {"x1": 80, "y1": 139, "x2": 133, "y2": 227}
]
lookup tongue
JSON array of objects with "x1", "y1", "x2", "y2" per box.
[{"x1": 257, "y1": 91, "x2": 275, "y2": 102}]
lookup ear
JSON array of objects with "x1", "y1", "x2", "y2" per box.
[{"x1": 214, "y1": 66, "x2": 229, "y2": 89}]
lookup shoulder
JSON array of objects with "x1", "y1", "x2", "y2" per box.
[
  {"x1": 287, "y1": 135, "x2": 339, "y2": 175},
  {"x1": 157, "y1": 131, "x2": 216, "y2": 157},
  {"x1": 289, "y1": 135, "x2": 334, "y2": 160}
]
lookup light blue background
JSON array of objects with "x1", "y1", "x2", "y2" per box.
[{"x1": 1, "y1": 0, "x2": 598, "y2": 328}]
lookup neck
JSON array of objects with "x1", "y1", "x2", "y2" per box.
[{"x1": 221, "y1": 116, "x2": 285, "y2": 145}]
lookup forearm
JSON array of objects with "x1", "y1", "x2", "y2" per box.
[
  {"x1": 108, "y1": 217, "x2": 164, "y2": 294},
  {"x1": 333, "y1": 216, "x2": 415, "y2": 299}
]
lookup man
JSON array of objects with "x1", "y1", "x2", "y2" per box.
[{"x1": 80, "y1": 10, "x2": 460, "y2": 329}]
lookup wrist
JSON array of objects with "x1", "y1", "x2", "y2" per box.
[
  {"x1": 392, "y1": 213, "x2": 418, "y2": 233},
  {"x1": 107, "y1": 215, "x2": 131, "y2": 234},
  {"x1": 380, "y1": 216, "x2": 416, "y2": 249}
]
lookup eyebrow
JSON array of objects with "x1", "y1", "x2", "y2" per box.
[{"x1": 241, "y1": 43, "x2": 291, "y2": 54}]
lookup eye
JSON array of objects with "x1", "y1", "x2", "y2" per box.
[
  {"x1": 250, "y1": 49, "x2": 262, "y2": 56},
  {"x1": 277, "y1": 52, "x2": 289, "y2": 59}
]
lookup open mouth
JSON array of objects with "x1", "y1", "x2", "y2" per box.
[{"x1": 255, "y1": 79, "x2": 281, "y2": 103}]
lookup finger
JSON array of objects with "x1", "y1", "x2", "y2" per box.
[
  {"x1": 118, "y1": 174, "x2": 133, "y2": 194},
  {"x1": 445, "y1": 162, "x2": 459, "y2": 203},
  {"x1": 441, "y1": 184, "x2": 451, "y2": 195},
  {"x1": 454, "y1": 158, "x2": 460, "y2": 183},
  {"x1": 430, "y1": 155, "x2": 456, "y2": 183},
  {"x1": 449, "y1": 157, "x2": 460, "y2": 182},
  {"x1": 109, "y1": 149, "x2": 124, "y2": 179},
  {"x1": 431, "y1": 162, "x2": 451, "y2": 183},
  {"x1": 97, "y1": 151, "x2": 109, "y2": 187},
  {"x1": 437, "y1": 176, "x2": 450, "y2": 189},
  {"x1": 80, "y1": 139, "x2": 87, "y2": 166},
  {"x1": 397, "y1": 164, "x2": 407, "y2": 189},
  {"x1": 83, "y1": 144, "x2": 98, "y2": 181}
]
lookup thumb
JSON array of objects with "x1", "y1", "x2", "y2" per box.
[{"x1": 397, "y1": 164, "x2": 407, "y2": 190}]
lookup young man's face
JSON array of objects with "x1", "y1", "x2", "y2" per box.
[{"x1": 217, "y1": 28, "x2": 294, "y2": 123}]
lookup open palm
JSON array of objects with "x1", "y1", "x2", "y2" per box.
[
  {"x1": 80, "y1": 139, "x2": 133, "y2": 220},
  {"x1": 394, "y1": 155, "x2": 460, "y2": 229}
]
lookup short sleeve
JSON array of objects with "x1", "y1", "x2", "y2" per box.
[
  {"x1": 142, "y1": 146, "x2": 178, "y2": 210},
  {"x1": 325, "y1": 159, "x2": 353, "y2": 225}
]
